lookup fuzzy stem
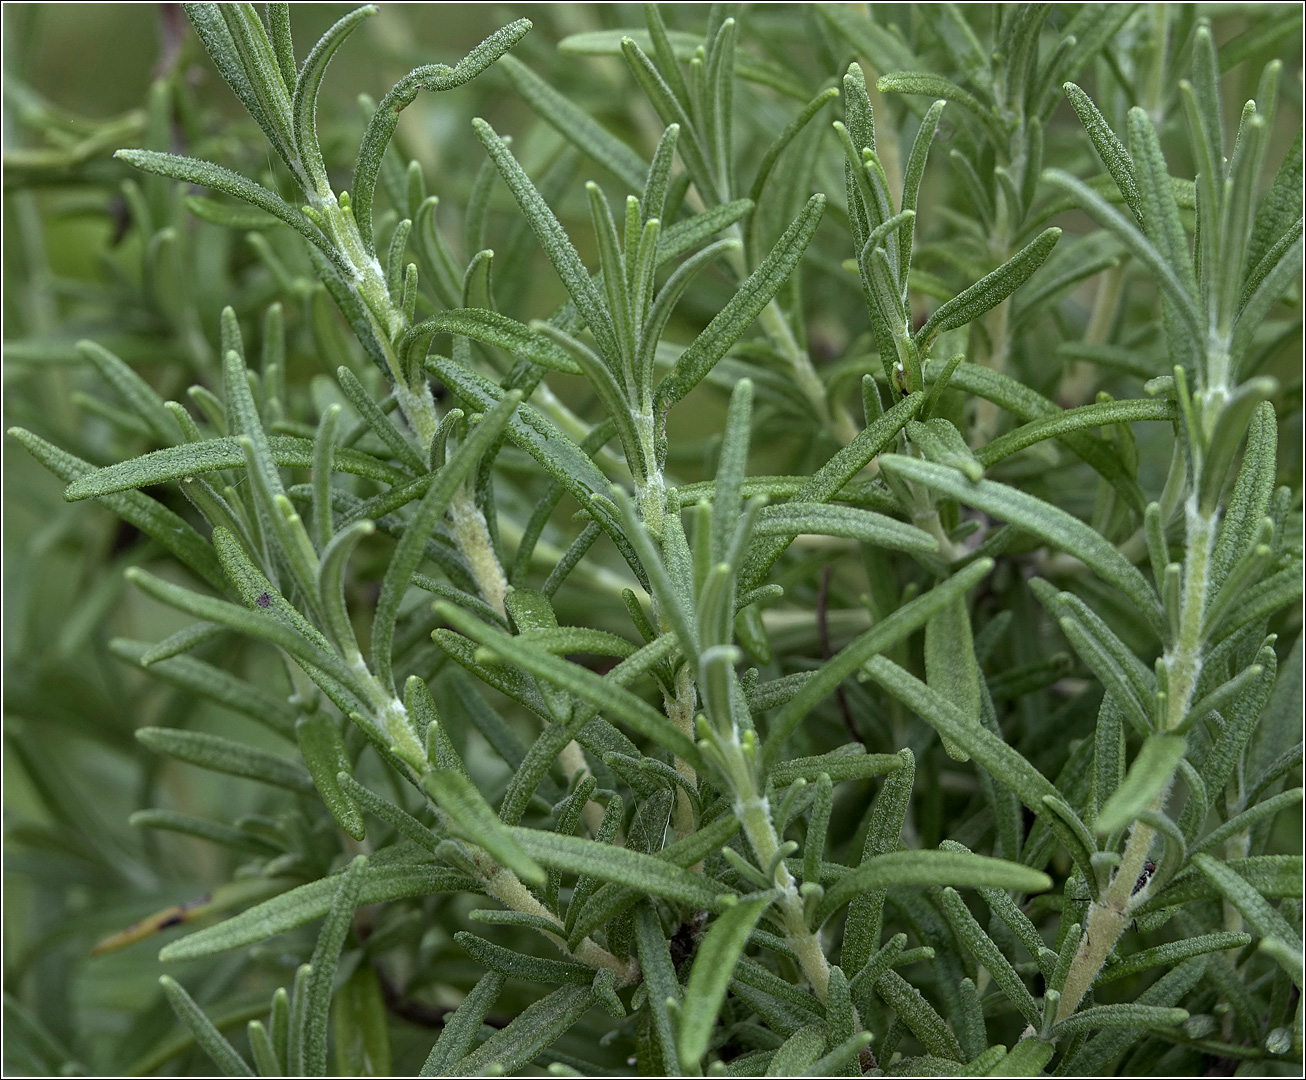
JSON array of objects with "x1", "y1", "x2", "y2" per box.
[
  {"x1": 1058, "y1": 496, "x2": 1217, "y2": 1021},
  {"x1": 1056, "y1": 802, "x2": 1162, "y2": 1022},
  {"x1": 662, "y1": 664, "x2": 699, "y2": 846},
  {"x1": 448, "y1": 489, "x2": 509, "y2": 619},
  {"x1": 558, "y1": 740, "x2": 606, "y2": 836},
  {"x1": 735, "y1": 790, "x2": 832, "y2": 1001},
  {"x1": 482, "y1": 864, "x2": 640, "y2": 984}
]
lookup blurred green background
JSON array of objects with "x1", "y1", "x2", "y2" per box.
[{"x1": 3, "y1": 3, "x2": 1301, "y2": 1076}]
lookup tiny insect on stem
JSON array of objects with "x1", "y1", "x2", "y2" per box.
[{"x1": 1131, "y1": 859, "x2": 1157, "y2": 897}]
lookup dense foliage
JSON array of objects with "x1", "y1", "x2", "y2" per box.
[{"x1": 3, "y1": 3, "x2": 1302, "y2": 1076}]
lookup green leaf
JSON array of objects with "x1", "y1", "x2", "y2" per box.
[
  {"x1": 110, "y1": 639, "x2": 297, "y2": 738},
  {"x1": 128, "y1": 808, "x2": 281, "y2": 856},
  {"x1": 914, "y1": 229, "x2": 1061, "y2": 349},
  {"x1": 1232, "y1": 228, "x2": 1304, "y2": 366},
  {"x1": 291, "y1": 6, "x2": 376, "y2": 189},
  {"x1": 945, "y1": 362, "x2": 1148, "y2": 511},
  {"x1": 557, "y1": 27, "x2": 807, "y2": 101},
  {"x1": 1136, "y1": 856, "x2": 1303, "y2": 914},
  {"x1": 300, "y1": 854, "x2": 367, "y2": 1077},
  {"x1": 1052, "y1": 1003, "x2": 1188, "y2": 1037},
  {"x1": 633, "y1": 902, "x2": 682, "y2": 1075},
  {"x1": 1063, "y1": 83, "x2": 1142, "y2": 226},
  {"x1": 159, "y1": 976, "x2": 254, "y2": 1077},
  {"x1": 184, "y1": 3, "x2": 289, "y2": 165},
  {"x1": 136, "y1": 726, "x2": 314, "y2": 794},
  {"x1": 770, "y1": 749, "x2": 904, "y2": 787},
  {"x1": 1190, "y1": 853, "x2": 1304, "y2": 973},
  {"x1": 898, "y1": 100, "x2": 946, "y2": 271},
  {"x1": 679, "y1": 893, "x2": 776, "y2": 1067},
  {"x1": 925, "y1": 591, "x2": 982, "y2": 763},
  {"x1": 514, "y1": 626, "x2": 637, "y2": 659},
  {"x1": 372, "y1": 390, "x2": 520, "y2": 689},
  {"x1": 879, "y1": 456, "x2": 1164, "y2": 634},
  {"x1": 841, "y1": 751, "x2": 915, "y2": 975},
  {"x1": 434, "y1": 602, "x2": 703, "y2": 771},
  {"x1": 1191, "y1": 788, "x2": 1304, "y2": 857},
  {"x1": 296, "y1": 715, "x2": 365, "y2": 840},
  {"x1": 408, "y1": 309, "x2": 581, "y2": 375},
  {"x1": 754, "y1": 502, "x2": 939, "y2": 553},
  {"x1": 159, "y1": 859, "x2": 476, "y2": 960},
  {"x1": 876, "y1": 72, "x2": 1003, "y2": 144},
  {"x1": 423, "y1": 767, "x2": 545, "y2": 885},
  {"x1": 11, "y1": 427, "x2": 226, "y2": 592},
  {"x1": 124, "y1": 563, "x2": 369, "y2": 708},
  {"x1": 115, "y1": 150, "x2": 345, "y2": 271},
  {"x1": 64, "y1": 434, "x2": 406, "y2": 500},
  {"x1": 77, "y1": 340, "x2": 178, "y2": 444},
  {"x1": 334, "y1": 366, "x2": 425, "y2": 474},
  {"x1": 861, "y1": 657, "x2": 1063, "y2": 818},
  {"x1": 443, "y1": 984, "x2": 594, "y2": 1078},
  {"x1": 655, "y1": 194, "x2": 825, "y2": 413},
  {"x1": 986, "y1": 1037, "x2": 1054, "y2": 1075},
  {"x1": 657, "y1": 199, "x2": 753, "y2": 263},
  {"x1": 748, "y1": 86, "x2": 839, "y2": 211},
  {"x1": 332, "y1": 962, "x2": 391, "y2": 1078},
  {"x1": 1043, "y1": 168, "x2": 1202, "y2": 341},
  {"x1": 352, "y1": 20, "x2": 532, "y2": 254},
  {"x1": 1095, "y1": 735, "x2": 1187, "y2": 835},
  {"x1": 498, "y1": 54, "x2": 647, "y2": 193},
  {"x1": 813, "y1": 849, "x2": 1050, "y2": 929},
  {"x1": 507, "y1": 826, "x2": 729, "y2": 910},
  {"x1": 454, "y1": 932, "x2": 591, "y2": 984},
  {"x1": 419, "y1": 971, "x2": 505, "y2": 1076},
  {"x1": 1247, "y1": 128, "x2": 1302, "y2": 272},
  {"x1": 975, "y1": 398, "x2": 1175, "y2": 467},
  {"x1": 875, "y1": 969, "x2": 963, "y2": 1061},
  {"x1": 473, "y1": 118, "x2": 619, "y2": 363},
  {"x1": 562, "y1": 814, "x2": 742, "y2": 948},
  {"x1": 765, "y1": 559, "x2": 992, "y2": 766},
  {"x1": 741, "y1": 394, "x2": 923, "y2": 588},
  {"x1": 337, "y1": 771, "x2": 441, "y2": 852},
  {"x1": 806, "y1": 1030, "x2": 873, "y2": 1075},
  {"x1": 766, "y1": 1023, "x2": 826, "y2": 1076},
  {"x1": 815, "y1": 5, "x2": 920, "y2": 81},
  {"x1": 1095, "y1": 931, "x2": 1251, "y2": 985}
]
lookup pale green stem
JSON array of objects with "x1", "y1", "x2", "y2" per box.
[
  {"x1": 1056, "y1": 800, "x2": 1163, "y2": 1022},
  {"x1": 735, "y1": 788, "x2": 833, "y2": 1002},
  {"x1": 1063, "y1": 264, "x2": 1126, "y2": 405},
  {"x1": 725, "y1": 237, "x2": 858, "y2": 447},
  {"x1": 448, "y1": 489, "x2": 509, "y2": 619},
  {"x1": 634, "y1": 407, "x2": 667, "y2": 539},
  {"x1": 344, "y1": 661, "x2": 636, "y2": 982},
  {"x1": 301, "y1": 176, "x2": 518, "y2": 615},
  {"x1": 1058, "y1": 496, "x2": 1218, "y2": 1021},
  {"x1": 531, "y1": 381, "x2": 633, "y2": 481},
  {"x1": 662, "y1": 664, "x2": 699, "y2": 846},
  {"x1": 482, "y1": 859, "x2": 639, "y2": 983},
  {"x1": 1164, "y1": 497, "x2": 1217, "y2": 728},
  {"x1": 558, "y1": 740, "x2": 606, "y2": 835}
]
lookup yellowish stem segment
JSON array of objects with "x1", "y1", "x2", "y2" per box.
[{"x1": 484, "y1": 864, "x2": 640, "y2": 985}]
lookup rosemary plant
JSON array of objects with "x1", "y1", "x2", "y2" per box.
[{"x1": 4, "y1": 4, "x2": 1301, "y2": 1077}]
